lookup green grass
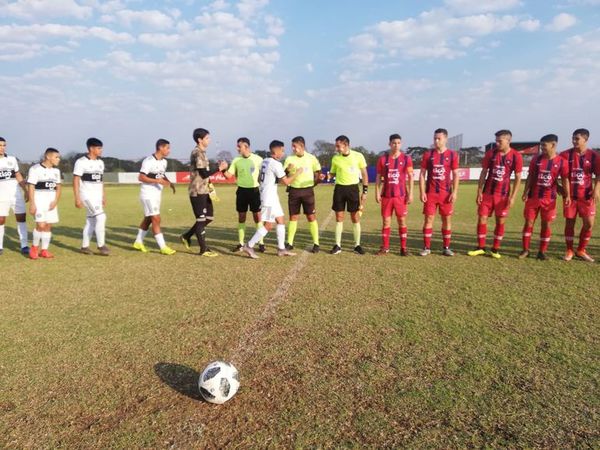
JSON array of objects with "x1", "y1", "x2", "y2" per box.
[{"x1": 0, "y1": 183, "x2": 598, "y2": 448}]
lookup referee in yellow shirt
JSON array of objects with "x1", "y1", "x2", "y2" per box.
[
  {"x1": 329, "y1": 135, "x2": 369, "y2": 255},
  {"x1": 283, "y1": 136, "x2": 324, "y2": 253}
]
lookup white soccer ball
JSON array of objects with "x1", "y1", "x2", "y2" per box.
[{"x1": 198, "y1": 361, "x2": 240, "y2": 404}]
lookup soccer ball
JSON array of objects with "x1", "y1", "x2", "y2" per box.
[{"x1": 198, "y1": 361, "x2": 240, "y2": 404}]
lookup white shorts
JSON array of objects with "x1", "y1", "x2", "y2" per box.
[
  {"x1": 141, "y1": 196, "x2": 161, "y2": 217},
  {"x1": 34, "y1": 196, "x2": 59, "y2": 224},
  {"x1": 81, "y1": 195, "x2": 105, "y2": 218},
  {"x1": 0, "y1": 190, "x2": 26, "y2": 216},
  {"x1": 261, "y1": 202, "x2": 284, "y2": 223}
]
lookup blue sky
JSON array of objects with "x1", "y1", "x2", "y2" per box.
[{"x1": 1, "y1": 0, "x2": 599, "y2": 161}]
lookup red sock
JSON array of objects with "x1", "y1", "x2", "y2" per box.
[
  {"x1": 400, "y1": 226, "x2": 407, "y2": 250},
  {"x1": 423, "y1": 228, "x2": 432, "y2": 249},
  {"x1": 493, "y1": 223, "x2": 505, "y2": 250},
  {"x1": 540, "y1": 226, "x2": 551, "y2": 253},
  {"x1": 477, "y1": 223, "x2": 487, "y2": 248},
  {"x1": 565, "y1": 223, "x2": 575, "y2": 251},
  {"x1": 577, "y1": 228, "x2": 592, "y2": 252},
  {"x1": 522, "y1": 225, "x2": 533, "y2": 250},
  {"x1": 442, "y1": 229, "x2": 452, "y2": 248},
  {"x1": 381, "y1": 227, "x2": 391, "y2": 249}
]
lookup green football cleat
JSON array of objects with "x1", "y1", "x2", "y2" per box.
[
  {"x1": 133, "y1": 242, "x2": 149, "y2": 253},
  {"x1": 200, "y1": 250, "x2": 219, "y2": 257},
  {"x1": 467, "y1": 248, "x2": 486, "y2": 257},
  {"x1": 160, "y1": 246, "x2": 176, "y2": 255},
  {"x1": 489, "y1": 249, "x2": 501, "y2": 259}
]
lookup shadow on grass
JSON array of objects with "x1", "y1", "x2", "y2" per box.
[{"x1": 154, "y1": 362, "x2": 204, "y2": 401}]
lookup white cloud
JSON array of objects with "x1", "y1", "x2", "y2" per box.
[
  {"x1": 237, "y1": 0, "x2": 268, "y2": 18},
  {"x1": 444, "y1": 0, "x2": 522, "y2": 14},
  {"x1": 114, "y1": 9, "x2": 175, "y2": 29},
  {"x1": 0, "y1": 23, "x2": 134, "y2": 43},
  {"x1": 547, "y1": 13, "x2": 577, "y2": 32},
  {"x1": 306, "y1": 63, "x2": 313, "y2": 73},
  {"x1": 519, "y1": 19, "x2": 540, "y2": 32},
  {"x1": 204, "y1": 0, "x2": 229, "y2": 11},
  {"x1": 0, "y1": 0, "x2": 93, "y2": 20}
]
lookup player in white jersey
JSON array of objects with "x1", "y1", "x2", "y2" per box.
[
  {"x1": 0, "y1": 137, "x2": 29, "y2": 255},
  {"x1": 132, "y1": 139, "x2": 177, "y2": 255},
  {"x1": 73, "y1": 137, "x2": 109, "y2": 256},
  {"x1": 243, "y1": 140, "x2": 302, "y2": 258},
  {"x1": 27, "y1": 148, "x2": 62, "y2": 259}
]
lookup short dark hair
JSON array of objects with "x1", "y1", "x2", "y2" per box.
[
  {"x1": 86, "y1": 137, "x2": 103, "y2": 149},
  {"x1": 237, "y1": 137, "x2": 250, "y2": 146},
  {"x1": 44, "y1": 147, "x2": 60, "y2": 156},
  {"x1": 389, "y1": 134, "x2": 402, "y2": 142},
  {"x1": 540, "y1": 134, "x2": 558, "y2": 143},
  {"x1": 573, "y1": 128, "x2": 590, "y2": 140},
  {"x1": 0, "y1": 137, "x2": 5, "y2": 142},
  {"x1": 156, "y1": 138, "x2": 170, "y2": 150},
  {"x1": 335, "y1": 135, "x2": 350, "y2": 145},
  {"x1": 269, "y1": 140, "x2": 284, "y2": 151},
  {"x1": 193, "y1": 128, "x2": 210, "y2": 143},
  {"x1": 292, "y1": 136, "x2": 305, "y2": 145},
  {"x1": 495, "y1": 129, "x2": 512, "y2": 138},
  {"x1": 434, "y1": 128, "x2": 448, "y2": 136}
]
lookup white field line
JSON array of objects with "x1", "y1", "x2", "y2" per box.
[{"x1": 230, "y1": 211, "x2": 334, "y2": 365}]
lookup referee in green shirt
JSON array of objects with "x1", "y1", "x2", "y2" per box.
[
  {"x1": 329, "y1": 135, "x2": 369, "y2": 254},
  {"x1": 223, "y1": 137, "x2": 265, "y2": 252},
  {"x1": 283, "y1": 136, "x2": 324, "y2": 253}
]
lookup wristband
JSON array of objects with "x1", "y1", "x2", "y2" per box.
[{"x1": 362, "y1": 185, "x2": 368, "y2": 194}]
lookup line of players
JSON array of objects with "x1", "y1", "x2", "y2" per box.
[{"x1": 0, "y1": 127, "x2": 597, "y2": 261}]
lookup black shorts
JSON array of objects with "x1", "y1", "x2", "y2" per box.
[
  {"x1": 190, "y1": 194, "x2": 213, "y2": 222},
  {"x1": 332, "y1": 184, "x2": 360, "y2": 212},
  {"x1": 288, "y1": 187, "x2": 316, "y2": 216},
  {"x1": 236, "y1": 187, "x2": 261, "y2": 213}
]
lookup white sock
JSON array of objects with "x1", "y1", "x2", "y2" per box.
[
  {"x1": 135, "y1": 228, "x2": 147, "y2": 243},
  {"x1": 155, "y1": 232, "x2": 166, "y2": 249},
  {"x1": 82, "y1": 217, "x2": 95, "y2": 248},
  {"x1": 17, "y1": 221, "x2": 28, "y2": 248},
  {"x1": 41, "y1": 231, "x2": 51, "y2": 250},
  {"x1": 248, "y1": 226, "x2": 269, "y2": 248},
  {"x1": 0, "y1": 224, "x2": 4, "y2": 249},
  {"x1": 95, "y1": 213, "x2": 106, "y2": 247},
  {"x1": 276, "y1": 224, "x2": 286, "y2": 250},
  {"x1": 33, "y1": 229, "x2": 42, "y2": 247}
]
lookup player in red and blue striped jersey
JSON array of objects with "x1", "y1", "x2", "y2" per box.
[
  {"x1": 520, "y1": 134, "x2": 570, "y2": 260},
  {"x1": 375, "y1": 134, "x2": 413, "y2": 256},
  {"x1": 560, "y1": 128, "x2": 600, "y2": 262},
  {"x1": 468, "y1": 130, "x2": 522, "y2": 258},
  {"x1": 418, "y1": 128, "x2": 459, "y2": 256}
]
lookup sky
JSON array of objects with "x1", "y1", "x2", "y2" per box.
[{"x1": 1, "y1": 0, "x2": 599, "y2": 161}]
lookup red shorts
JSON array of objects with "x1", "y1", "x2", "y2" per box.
[
  {"x1": 524, "y1": 198, "x2": 557, "y2": 222},
  {"x1": 381, "y1": 196, "x2": 407, "y2": 218},
  {"x1": 563, "y1": 198, "x2": 595, "y2": 219},
  {"x1": 478, "y1": 193, "x2": 510, "y2": 218},
  {"x1": 423, "y1": 192, "x2": 453, "y2": 217}
]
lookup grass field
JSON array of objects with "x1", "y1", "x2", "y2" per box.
[{"x1": 1, "y1": 183, "x2": 598, "y2": 448}]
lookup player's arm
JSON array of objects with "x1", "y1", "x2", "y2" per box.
[
  {"x1": 360, "y1": 166, "x2": 369, "y2": 204},
  {"x1": 103, "y1": 183, "x2": 106, "y2": 207},
  {"x1": 27, "y1": 183, "x2": 36, "y2": 215},
  {"x1": 313, "y1": 158, "x2": 324, "y2": 185},
  {"x1": 73, "y1": 175, "x2": 83, "y2": 208},
  {"x1": 419, "y1": 168, "x2": 427, "y2": 203},
  {"x1": 222, "y1": 159, "x2": 236, "y2": 179},
  {"x1": 406, "y1": 167, "x2": 414, "y2": 204},
  {"x1": 15, "y1": 171, "x2": 28, "y2": 202},
  {"x1": 509, "y1": 173, "x2": 522, "y2": 208},
  {"x1": 279, "y1": 164, "x2": 303, "y2": 186},
  {"x1": 561, "y1": 166, "x2": 571, "y2": 206},
  {"x1": 449, "y1": 169, "x2": 459, "y2": 203},
  {"x1": 522, "y1": 159, "x2": 535, "y2": 201},
  {"x1": 475, "y1": 160, "x2": 487, "y2": 205},
  {"x1": 375, "y1": 168, "x2": 382, "y2": 204},
  {"x1": 49, "y1": 183, "x2": 61, "y2": 210},
  {"x1": 164, "y1": 174, "x2": 176, "y2": 194}
]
